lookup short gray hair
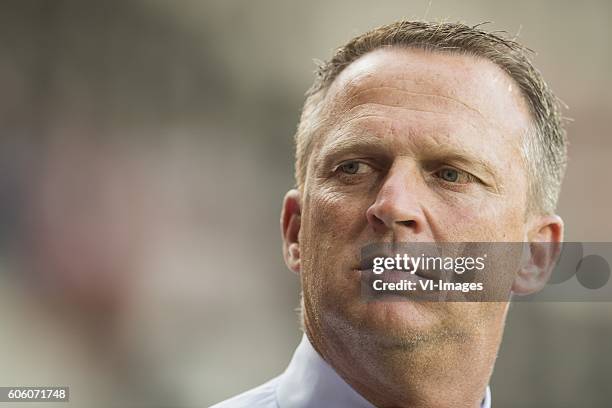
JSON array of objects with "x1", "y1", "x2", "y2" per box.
[{"x1": 294, "y1": 20, "x2": 567, "y2": 214}]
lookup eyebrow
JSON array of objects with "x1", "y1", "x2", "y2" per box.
[
  {"x1": 422, "y1": 150, "x2": 503, "y2": 192},
  {"x1": 316, "y1": 133, "x2": 393, "y2": 169},
  {"x1": 316, "y1": 132, "x2": 504, "y2": 193}
]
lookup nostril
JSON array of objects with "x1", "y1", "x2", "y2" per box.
[
  {"x1": 398, "y1": 220, "x2": 416, "y2": 228},
  {"x1": 371, "y1": 214, "x2": 386, "y2": 226},
  {"x1": 366, "y1": 209, "x2": 387, "y2": 234}
]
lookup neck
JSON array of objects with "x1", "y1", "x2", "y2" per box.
[{"x1": 304, "y1": 311, "x2": 503, "y2": 408}]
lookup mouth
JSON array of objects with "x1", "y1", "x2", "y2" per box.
[
  {"x1": 356, "y1": 267, "x2": 444, "y2": 301},
  {"x1": 358, "y1": 251, "x2": 442, "y2": 281}
]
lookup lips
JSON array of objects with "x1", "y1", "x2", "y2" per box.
[{"x1": 358, "y1": 251, "x2": 441, "y2": 280}]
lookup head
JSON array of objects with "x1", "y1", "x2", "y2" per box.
[{"x1": 280, "y1": 21, "x2": 567, "y2": 405}]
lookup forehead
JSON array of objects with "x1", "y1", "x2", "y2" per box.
[{"x1": 324, "y1": 47, "x2": 532, "y2": 139}]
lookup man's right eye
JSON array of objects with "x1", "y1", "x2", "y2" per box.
[{"x1": 336, "y1": 160, "x2": 373, "y2": 175}]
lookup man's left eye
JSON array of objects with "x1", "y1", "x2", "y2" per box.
[{"x1": 435, "y1": 167, "x2": 472, "y2": 183}]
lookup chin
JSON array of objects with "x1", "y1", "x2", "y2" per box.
[
  {"x1": 366, "y1": 300, "x2": 442, "y2": 332},
  {"x1": 323, "y1": 299, "x2": 448, "y2": 350}
]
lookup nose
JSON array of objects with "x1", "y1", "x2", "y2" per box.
[{"x1": 366, "y1": 160, "x2": 428, "y2": 239}]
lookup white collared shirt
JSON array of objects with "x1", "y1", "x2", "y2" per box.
[{"x1": 211, "y1": 334, "x2": 491, "y2": 408}]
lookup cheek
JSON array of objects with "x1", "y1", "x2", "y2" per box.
[
  {"x1": 428, "y1": 192, "x2": 527, "y2": 242},
  {"x1": 302, "y1": 186, "x2": 370, "y2": 243},
  {"x1": 299, "y1": 187, "x2": 368, "y2": 286}
]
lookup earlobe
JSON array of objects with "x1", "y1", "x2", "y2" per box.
[
  {"x1": 512, "y1": 215, "x2": 564, "y2": 295},
  {"x1": 281, "y1": 189, "x2": 302, "y2": 274}
]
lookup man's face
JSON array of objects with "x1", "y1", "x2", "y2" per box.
[{"x1": 295, "y1": 47, "x2": 536, "y2": 350}]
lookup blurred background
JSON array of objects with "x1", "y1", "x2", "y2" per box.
[{"x1": 0, "y1": 1, "x2": 610, "y2": 407}]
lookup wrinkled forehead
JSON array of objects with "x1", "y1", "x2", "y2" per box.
[{"x1": 324, "y1": 47, "x2": 533, "y2": 137}]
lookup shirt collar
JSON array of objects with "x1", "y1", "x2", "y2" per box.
[
  {"x1": 276, "y1": 334, "x2": 375, "y2": 408},
  {"x1": 276, "y1": 334, "x2": 491, "y2": 408}
]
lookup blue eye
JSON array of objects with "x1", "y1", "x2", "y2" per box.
[
  {"x1": 339, "y1": 161, "x2": 361, "y2": 174},
  {"x1": 338, "y1": 161, "x2": 374, "y2": 175},
  {"x1": 439, "y1": 168, "x2": 459, "y2": 182}
]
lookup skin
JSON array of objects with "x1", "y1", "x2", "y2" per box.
[{"x1": 281, "y1": 47, "x2": 563, "y2": 407}]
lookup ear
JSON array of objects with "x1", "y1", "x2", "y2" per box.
[
  {"x1": 281, "y1": 189, "x2": 302, "y2": 274},
  {"x1": 512, "y1": 214, "x2": 564, "y2": 295}
]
